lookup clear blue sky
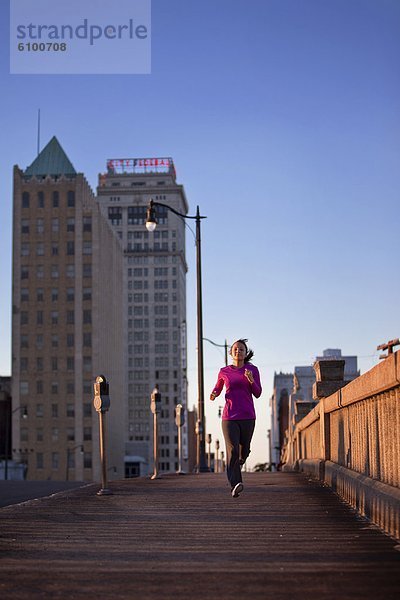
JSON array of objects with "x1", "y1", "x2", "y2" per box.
[{"x1": 1, "y1": 0, "x2": 399, "y2": 467}]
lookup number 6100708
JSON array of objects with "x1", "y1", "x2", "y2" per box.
[{"x1": 18, "y1": 42, "x2": 67, "y2": 51}]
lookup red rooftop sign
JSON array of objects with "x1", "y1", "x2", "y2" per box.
[{"x1": 107, "y1": 157, "x2": 174, "y2": 174}]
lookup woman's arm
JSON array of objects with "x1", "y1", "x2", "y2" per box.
[
  {"x1": 250, "y1": 366, "x2": 262, "y2": 398},
  {"x1": 210, "y1": 372, "x2": 224, "y2": 400}
]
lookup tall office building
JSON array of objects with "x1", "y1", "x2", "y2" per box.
[
  {"x1": 12, "y1": 137, "x2": 125, "y2": 481},
  {"x1": 96, "y1": 157, "x2": 188, "y2": 476}
]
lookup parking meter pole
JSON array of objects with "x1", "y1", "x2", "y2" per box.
[
  {"x1": 98, "y1": 411, "x2": 112, "y2": 495},
  {"x1": 151, "y1": 410, "x2": 159, "y2": 480},
  {"x1": 215, "y1": 439, "x2": 220, "y2": 474},
  {"x1": 150, "y1": 385, "x2": 161, "y2": 480},
  {"x1": 177, "y1": 425, "x2": 183, "y2": 474},
  {"x1": 206, "y1": 433, "x2": 212, "y2": 471},
  {"x1": 93, "y1": 375, "x2": 112, "y2": 496},
  {"x1": 175, "y1": 404, "x2": 185, "y2": 475}
]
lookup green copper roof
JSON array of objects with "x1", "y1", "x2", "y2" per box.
[{"x1": 25, "y1": 136, "x2": 77, "y2": 177}]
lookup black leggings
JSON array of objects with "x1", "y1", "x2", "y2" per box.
[{"x1": 222, "y1": 419, "x2": 255, "y2": 489}]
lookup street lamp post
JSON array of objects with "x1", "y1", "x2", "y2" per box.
[{"x1": 146, "y1": 199, "x2": 209, "y2": 472}]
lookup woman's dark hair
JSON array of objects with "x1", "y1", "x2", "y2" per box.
[{"x1": 230, "y1": 338, "x2": 254, "y2": 363}]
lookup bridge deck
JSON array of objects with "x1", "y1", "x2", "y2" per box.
[{"x1": 0, "y1": 472, "x2": 399, "y2": 599}]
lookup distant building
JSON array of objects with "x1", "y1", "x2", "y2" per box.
[
  {"x1": 96, "y1": 157, "x2": 189, "y2": 476},
  {"x1": 0, "y1": 377, "x2": 12, "y2": 465},
  {"x1": 11, "y1": 137, "x2": 124, "y2": 481},
  {"x1": 269, "y1": 349, "x2": 359, "y2": 468}
]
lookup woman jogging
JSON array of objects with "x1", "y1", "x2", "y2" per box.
[{"x1": 210, "y1": 339, "x2": 262, "y2": 498}]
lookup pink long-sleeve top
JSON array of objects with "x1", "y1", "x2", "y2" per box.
[{"x1": 212, "y1": 363, "x2": 262, "y2": 420}]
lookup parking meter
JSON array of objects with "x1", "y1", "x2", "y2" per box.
[
  {"x1": 150, "y1": 385, "x2": 161, "y2": 414},
  {"x1": 93, "y1": 375, "x2": 110, "y2": 412},
  {"x1": 175, "y1": 404, "x2": 185, "y2": 427}
]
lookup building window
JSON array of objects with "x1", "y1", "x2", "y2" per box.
[
  {"x1": 108, "y1": 206, "x2": 122, "y2": 225},
  {"x1": 67, "y1": 357, "x2": 75, "y2": 371},
  {"x1": 67, "y1": 382, "x2": 75, "y2": 394},
  {"x1": 52, "y1": 243, "x2": 59, "y2": 256},
  {"x1": 36, "y1": 428, "x2": 44, "y2": 442},
  {"x1": 22, "y1": 191, "x2": 30, "y2": 208},
  {"x1": 51, "y1": 288, "x2": 58, "y2": 302},
  {"x1": 21, "y1": 335, "x2": 29, "y2": 348},
  {"x1": 51, "y1": 357, "x2": 58, "y2": 371},
  {"x1": 66, "y1": 287, "x2": 75, "y2": 301},
  {"x1": 83, "y1": 217, "x2": 92, "y2": 232},
  {"x1": 21, "y1": 219, "x2": 30, "y2": 234},
  {"x1": 36, "y1": 243, "x2": 44, "y2": 256},
  {"x1": 36, "y1": 288, "x2": 44, "y2": 301},
  {"x1": 36, "y1": 311, "x2": 43, "y2": 325},
  {"x1": 20, "y1": 311, "x2": 28, "y2": 325},
  {"x1": 83, "y1": 310, "x2": 92, "y2": 324},
  {"x1": 36, "y1": 357, "x2": 43, "y2": 371},
  {"x1": 83, "y1": 264, "x2": 92, "y2": 278},
  {"x1": 36, "y1": 453, "x2": 44, "y2": 469},
  {"x1": 67, "y1": 428, "x2": 75, "y2": 441},
  {"x1": 36, "y1": 380, "x2": 43, "y2": 394},
  {"x1": 36, "y1": 404, "x2": 44, "y2": 418},
  {"x1": 52, "y1": 334, "x2": 58, "y2": 348},
  {"x1": 51, "y1": 382, "x2": 58, "y2": 395},
  {"x1": 83, "y1": 452, "x2": 92, "y2": 469},
  {"x1": 20, "y1": 357, "x2": 28, "y2": 371},
  {"x1": 51, "y1": 265, "x2": 59, "y2": 278},
  {"x1": 83, "y1": 241, "x2": 92, "y2": 255},
  {"x1": 127, "y1": 206, "x2": 146, "y2": 225},
  {"x1": 83, "y1": 287, "x2": 91, "y2": 301},
  {"x1": 52, "y1": 453, "x2": 59, "y2": 470},
  {"x1": 66, "y1": 241, "x2": 74, "y2": 255},
  {"x1": 36, "y1": 334, "x2": 43, "y2": 349},
  {"x1": 37, "y1": 191, "x2": 44, "y2": 208},
  {"x1": 83, "y1": 403, "x2": 92, "y2": 417},
  {"x1": 67, "y1": 191, "x2": 75, "y2": 207},
  {"x1": 67, "y1": 334, "x2": 74, "y2": 347},
  {"x1": 21, "y1": 266, "x2": 29, "y2": 280},
  {"x1": 36, "y1": 219, "x2": 44, "y2": 234},
  {"x1": 51, "y1": 403, "x2": 58, "y2": 417},
  {"x1": 66, "y1": 403, "x2": 75, "y2": 417},
  {"x1": 36, "y1": 265, "x2": 44, "y2": 279},
  {"x1": 51, "y1": 311, "x2": 58, "y2": 325},
  {"x1": 66, "y1": 310, "x2": 75, "y2": 324},
  {"x1": 21, "y1": 243, "x2": 30, "y2": 256},
  {"x1": 52, "y1": 218, "x2": 59, "y2": 233},
  {"x1": 83, "y1": 427, "x2": 92, "y2": 441},
  {"x1": 83, "y1": 332, "x2": 91, "y2": 347},
  {"x1": 52, "y1": 428, "x2": 59, "y2": 441},
  {"x1": 83, "y1": 357, "x2": 91, "y2": 372},
  {"x1": 67, "y1": 218, "x2": 75, "y2": 232},
  {"x1": 52, "y1": 191, "x2": 59, "y2": 207},
  {"x1": 66, "y1": 264, "x2": 75, "y2": 278}
]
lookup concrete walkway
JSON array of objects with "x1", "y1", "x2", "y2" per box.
[{"x1": 0, "y1": 472, "x2": 399, "y2": 599}]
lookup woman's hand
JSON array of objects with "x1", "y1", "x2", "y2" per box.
[
  {"x1": 210, "y1": 392, "x2": 217, "y2": 401},
  {"x1": 244, "y1": 369, "x2": 254, "y2": 384}
]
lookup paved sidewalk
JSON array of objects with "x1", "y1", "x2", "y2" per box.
[
  {"x1": 0, "y1": 472, "x2": 399, "y2": 599},
  {"x1": 0, "y1": 481, "x2": 86, "y2": 508}
]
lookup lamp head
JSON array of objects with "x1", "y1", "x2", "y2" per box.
[{"x1": 146, "y1": 200, "x2": 157, "y2": 232}]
